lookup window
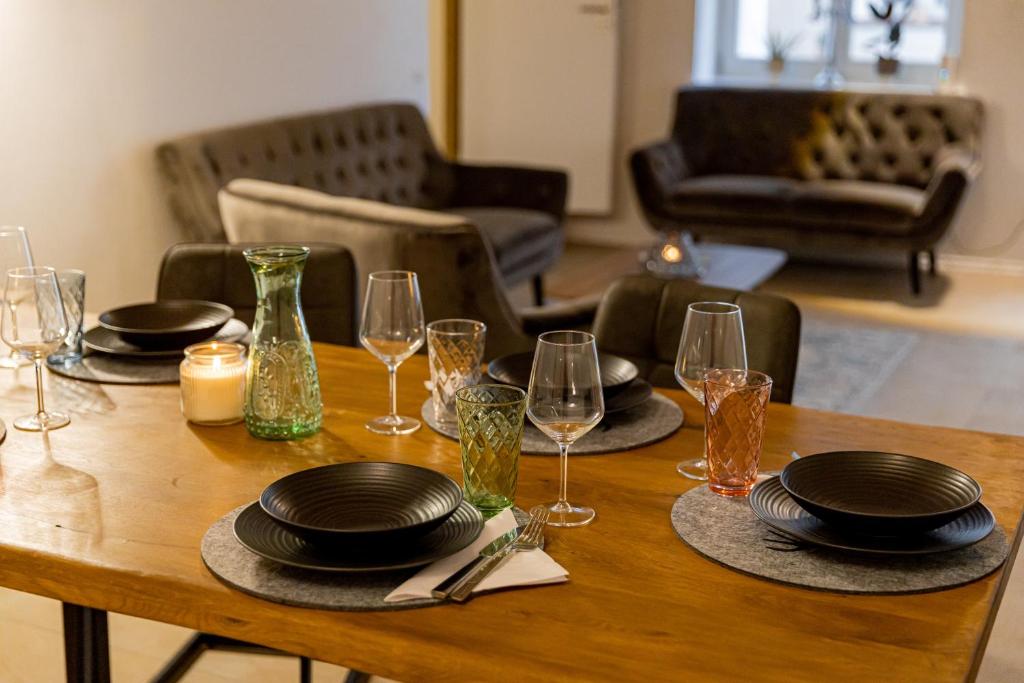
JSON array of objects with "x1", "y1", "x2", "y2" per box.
[{"x1": 702, "y1": 0, "x2": 963, "y2": 88}]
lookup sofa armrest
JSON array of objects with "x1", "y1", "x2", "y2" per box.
[
  {"x1": 917, "y1": 146, "x2": 977, "y2": 230},
  {"x1": 448, "y1": 163, "x2": 568, "y2": 221},
  {"x1": 519, "y1": 294, "x2": 601, "y2": 336},
  {"x1": 629, "y1": 140, "x2": 692, "y2": 213}
]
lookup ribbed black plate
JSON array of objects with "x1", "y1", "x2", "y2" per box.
[
  {"x1": 488, "y1": 351, "x2": 639, "y2": 399},
  {"x1": 781, "y1": 451, "x2": 982, "y2": 535},
  {"x1": 99, "y1": 300, "x2": 234, "y2": 349},
  {"x1": 261, "y1": 462, "x2": 463, "y2": 546},
  {"x1": 83, "y1": 318, "x2": 248, "y2": 358},
  {"x1": 234, "y1": 500, "x2": 484, "y2": 572},
  {"x1": 750, "y1": 477, "x2": 994, "y2": 555},
  {"x1": 604, "y1": 379, "x2": 653, "y2": 414}
]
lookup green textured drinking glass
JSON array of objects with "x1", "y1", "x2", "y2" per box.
[{"x1": 456, "y1": 384, "x2": 527, "y2": 518}]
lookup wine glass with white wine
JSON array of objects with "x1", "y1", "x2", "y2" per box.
[
  {"x1": 1, "y1": 267, "x2": 71, "y2": 431},
  {"x1": 527, "y1": 330, "x2": 604, "y2": 527},
  {"x1": 0, "y1": 226, "x2": 35, "y2": 369},
  {"x1": 359, "y1": 271, "x2": 425, "y2": 435},
  {"x1": 674, "y1": 302, "x2": 747, "y2": 479}
]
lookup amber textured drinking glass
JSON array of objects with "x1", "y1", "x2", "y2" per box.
[
  {"x1": 456, "y1": 384, "x2": 526, "y2": 517},
  {"x1": 704, "y1": 369, "x2": 772, "y2": 497}
]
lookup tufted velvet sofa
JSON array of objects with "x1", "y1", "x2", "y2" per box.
[
  {"x1": 631, "y1": 86, "x2": 983, "y2": 293},
  {"x1": 156, "y1": 102, "x2": 567, "y2": 305}
]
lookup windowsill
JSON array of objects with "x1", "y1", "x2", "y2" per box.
[
  {"x1": 692, "y1": 74, "x2": 937, "y2": 94},
  {"x1": 693, "y1": 74, "x2": 944, "y2": 95}
]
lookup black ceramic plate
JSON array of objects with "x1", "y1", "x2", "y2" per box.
[
  {"x1": 749, "y1": 476, "x2": 994, "y2": 555},
  {"x1": 83, "y1": 318, "x2": 248, "y2": 358},
  {"x1": 99, "y1": 300, "x2": 234, "y2": 349},
  {"x1": 260, "y1": 462, "x2": 463, "y2": 546},
  {"x1": 488, "y1": 351, "x2": 639, "y2": 399},
  {"x1": 780, "y1": 451, "x2": 982, "y2": 535},
  {"x1": 234, "y1": 500, "x2": 484, "y2": 572},
  {"x1": 604, "y1": 379, "x2": 654, "y2": 414}
]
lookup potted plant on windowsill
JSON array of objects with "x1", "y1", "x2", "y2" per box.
[
  {"x1": 766, "y1": 31, "x2": 799, "y2": 80},
  {"x1": 868, "y1": 0, "x2": 913, "y2": 76}
]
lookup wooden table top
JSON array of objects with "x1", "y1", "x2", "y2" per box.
[{"x1": 0, "y1": 344, "x2": 1022, "y2": 682}]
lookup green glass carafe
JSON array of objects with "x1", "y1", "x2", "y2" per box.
[{"x1": 242, "y1": 245, "x2": 322, "y2": 439}]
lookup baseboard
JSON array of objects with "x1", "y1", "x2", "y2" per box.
[{"x1": 937, "y1": 253, "x2": 1024, "y2": 276}]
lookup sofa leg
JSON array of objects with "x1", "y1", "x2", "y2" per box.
[
  {"x1": 927, "y1": 249, "x2": 937, "y2": 276},
  {"x1": 908, "y1": 252, "x2": 921, "y2": 295},
  {"x1": 531, "y1": 275, "x2": 544, "y2": 307}
]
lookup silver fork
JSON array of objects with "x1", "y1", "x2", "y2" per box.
[{"x1": 449, "y1": 506, "x2": 549, "y2": 603}]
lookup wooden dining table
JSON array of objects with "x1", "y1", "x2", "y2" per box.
[{"x1": 1, "y1": 343, "x2": 1022, "y2": 682}]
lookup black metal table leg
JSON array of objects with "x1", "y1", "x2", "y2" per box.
[{"x1": 62, "y1": 602, "x2": 111, "y2": 683}]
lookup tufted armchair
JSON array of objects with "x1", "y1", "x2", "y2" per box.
[
  {"x1": 217, "y1": 178, "x2": 597, "y2": 360},
  {"x1": 156, "y1": 102, "x2": 567, "y2": 305},
  {"x1": 631, "y1": 87, "x2": 983, "y2": 294}
]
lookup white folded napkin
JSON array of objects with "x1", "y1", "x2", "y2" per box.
[{"x1": 384, "y1": 508, "x2": 568, "y2": 602}]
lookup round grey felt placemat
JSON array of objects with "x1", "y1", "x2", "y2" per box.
[
  {"x1": 47, "y1": 354, "x2": 182, "y2": 385},
  {"x1": 202, "y1": 505, "x2": 530, "y2": 611},
  {"x1": 671, "y1": 485, "x2": 1009, "y2": 594},
  {"x1": 421, "y1": 393, "x2": 684, "y2": 455}
]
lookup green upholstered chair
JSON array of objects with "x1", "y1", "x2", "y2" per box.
[{"x1": 591, "y1": 274, "x2": 801, "y2": 404}]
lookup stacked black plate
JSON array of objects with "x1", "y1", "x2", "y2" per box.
[
  {"x1": 84, "y1": 300, "x2": 244, "y2": 359},
  {"x1": 749, "y1": 451, "x2": 993, "y2": 555},
  {"x1": 487, "y1": 351, "x2": 652, "y2": 413},
  {"x1": 234, "y1": 462, "x2": 484, "y2": 572}
]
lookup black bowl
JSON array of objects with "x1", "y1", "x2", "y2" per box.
[
  {"x1": 487, "y1": 351, "x2": 639, "y2": 399},
  {"x1": 99, "y1": 300, "x2": 234, "y2": 349},
  {"x1": 260, "y1": 462, "x2": 464, "y2": 547},
  {"x1": 780, "y1": 451, "x2": 982, "y2": 536}
]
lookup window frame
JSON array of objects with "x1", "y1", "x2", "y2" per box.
[{"x1": 710, "y1": 0, "x2": 963, "y2": 89}]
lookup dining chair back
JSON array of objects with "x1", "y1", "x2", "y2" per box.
[
  {"x1": 156, "y1": 242, "x2": 358, "y2": 346},
  {"x1": 591, "y1": 274, "x2": 801, "y2": 403}
]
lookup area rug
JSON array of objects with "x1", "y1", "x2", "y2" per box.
[{"x1": 793, "y1": 317, "x2": 919, "y2": 413}]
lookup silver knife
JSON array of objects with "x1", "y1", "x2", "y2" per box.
[{"x1": 431, "y1": 526, "x2": 522, "y2": 599}]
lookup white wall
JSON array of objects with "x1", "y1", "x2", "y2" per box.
[
  {"x1": 0, "y1": 0, "x2": 429, "y2": 311},
  {"x1": 566, "y1": 0, "x2": 694, "y2": 245},
  {"x1": 567, "y1": 0, "x2": 1024, "y2": 269}
]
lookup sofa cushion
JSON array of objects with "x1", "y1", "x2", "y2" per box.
[
  {"x1": 668, "y1": 175, "x2": 925, "y2": 234},
  {"x1": 448, "y1": 207, "x2": 563, "y2": 285}
]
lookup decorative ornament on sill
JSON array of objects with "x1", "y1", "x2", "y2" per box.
[{"x1": 867, "y1": 0, "x2": 913, "y2": 77}]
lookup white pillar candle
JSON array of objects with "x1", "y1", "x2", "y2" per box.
[{"x1": 180, "y1": 341, "x2": 246, "y2": 425}]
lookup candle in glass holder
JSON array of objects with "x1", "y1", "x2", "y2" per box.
[{"x1": 180, "y1": 341, "x2": 246, "y2": 425}]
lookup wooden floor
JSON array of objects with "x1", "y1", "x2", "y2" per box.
[{"x1": 2, "y1": 243, "x2": 1023, "y2": 682}]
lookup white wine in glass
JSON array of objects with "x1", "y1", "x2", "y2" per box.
[
  {"x1": 674, "y1": 302, "x2": 747, "y2": 479},
  {"x1": 0, "y1": 226, "x2": 35, "y2": 369},
  {"x1": 359, "y1": 271, "x2": 425, "y2": 435},
  {"x1": 1, "y1": 266, "x2": 71, "y2": 431},
  {"x1": 527, "y1": 330, "x2": 604, "y2": 528}
]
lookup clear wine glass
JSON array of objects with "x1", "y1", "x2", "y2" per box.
[
  {"x1": 1, "y1": 267, "x2": 71, "y2": 431},
  {"x1": 527, "y1": 330, "x2": 604, "y2": 528},
  {"x1": 674, "y1": 302, "x2": 747, "y2": 479},
  {"x1": 359, "y1": 271, "x2": 425, "y2": 435},
  {"x1": 0, "y1": 226, "x2": 35, "y2": 369}
]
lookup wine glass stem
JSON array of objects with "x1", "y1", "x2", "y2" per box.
[
  {"x1": 387, "y1": 365, "x2": 398, "y2": 418},
  {"x1": 558, "y1": 442, "x2": 570, "y2": 507},
  {"x1": 33, "y1": 358, "x2": 46, "y2": 416}
]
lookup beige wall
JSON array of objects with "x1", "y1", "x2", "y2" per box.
[
  {"x1": 0, "y1": 0, "x2": 429, "y2": 311},
  {"x1": 565, "y1": 0, "x2": 694, "y2": 246},
  {"x1": 945, "y1": 0, "x2": 1024, "y2": 264}
]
